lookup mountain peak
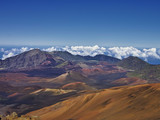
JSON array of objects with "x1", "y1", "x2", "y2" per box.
[
  {"x1": 123, "y1": 56, "x2": 148, "y2": 64},
  {"x1": 118, "y1": 56, "x2": 149, "y2": 70},
  {"x1": 24, "y1": 49, "x2": 42, "y2": 55},
  {"x1": 0, "y1": 49, "x2": 122, "y2": 70},
  {"x1": 28, "y1": 48, "x2": 41, "y2": 52},
  {"x1": 0, "y1": 49, "x2": 56, "y2": 70}
]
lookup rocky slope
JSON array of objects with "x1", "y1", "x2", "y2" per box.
[{"x1": 0, "y1": 49, "x2": 58, "y2": 70}]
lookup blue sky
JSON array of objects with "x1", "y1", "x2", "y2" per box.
[{"x1": 0, "y1": 0, "x2": 160, "y2": 47}]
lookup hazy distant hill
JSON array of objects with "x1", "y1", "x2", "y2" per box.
[
  {"x1": 118, "y1": 56, "x2": 160, "y2": 83},
  {"x1": 118, "y1": 56, "x2": 149, "y2": 70}
]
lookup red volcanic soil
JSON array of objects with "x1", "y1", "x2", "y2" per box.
[
  {"x1": 0, "y1": 73, "x2": 47, "y2": 86},
  {"x1": 7, "y1": 92, "x2": 21, "y2": 98},
  {"x1": 112, "y1": 77, "x2": 147, "y2": 86},
  {"x1": 41, "y1": 60, "x2": 52, "y2": 66},
  {"x1": 81, "y1": 65, "x2": 126, "y2": 76}
]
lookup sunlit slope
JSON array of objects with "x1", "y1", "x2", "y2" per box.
[
  {"x1": 29, "y1": 83, "x2": 160, "y2": 120},
  {"x1": 48, "y1": 71, "x2": 91, "y2": 85},
  {"x1": 61, "y1": 82, "x2": 96, "y2": 91}
]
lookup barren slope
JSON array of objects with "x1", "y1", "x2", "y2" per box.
[{"x1": 28, "y1": 83, "x2": 160, "y2": 120}]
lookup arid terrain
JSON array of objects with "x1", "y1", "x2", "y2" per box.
[
  {"x1": 28, "y1": 83, "x2": 160, "y2": 120},
  {"x1": 0, "y1": 49, "x2": 160, "y2": 120}
]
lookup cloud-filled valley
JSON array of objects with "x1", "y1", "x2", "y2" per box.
[{"x1": 0, "y1": 45, "x2": 160, "y2": 64}]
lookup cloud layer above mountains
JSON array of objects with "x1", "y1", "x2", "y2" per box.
[
  {"x1": 1, "y1": 47, "x2": 33, "y2": 60},
  {"x1": 1, "y1": 45, "x2": 160, "y2": 64},
  {"x1": 62, "y1": 45, "x2": 106, "y2": 56}
]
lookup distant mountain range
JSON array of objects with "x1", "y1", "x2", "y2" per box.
[
  {"x1": 0, "y1": 49, "x2": 160, "y2": 85},
  {"x1": 0, "y1": 49, "x2": 120, "y2": 70},
  {"x1": 0, "y1": 49, "x2": 160, "y2": 119},
  {"x1": 1, "y1": 46, "x2": 160, "y2": 64}
]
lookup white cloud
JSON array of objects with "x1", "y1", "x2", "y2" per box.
[
  {"x1": 2, "y1": 52, "x2": 15, "y2": 59},
  {"x1": 107, "y1": 46, "x2": 142, "y2": 59},
  {"x1": 43, "y1": 47, "x2": 57, "y2": 52},
  {"x1": 63, "y1": 45, "x2": 106, "y2": 56},
  {"x1": 20, "y1": 47, "x2": 29, "y2": 52},
  {"x1": 1, "y1": 47, "x2": 31, "y2": 60},
  {"x1": 106, "y1": 46, "x2": 160, "y2": 61},
  {"x1": 142, "y1": 48, "x2": 160, "y2": 58}
]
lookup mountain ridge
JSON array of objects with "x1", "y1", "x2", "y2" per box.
[
  {"x1": 0, "y1": 49, "x2": 121, "y2": 70},
  {"x1": 118, "y1": 56, "x2": 150, "y2": 71}
]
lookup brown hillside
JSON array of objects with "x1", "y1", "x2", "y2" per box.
[
  {"x1": 28, "y1": 83, "x2": 160, "y2": 120},
  {"x1": 48, "y1": 71, "x2": 91, "y2": 85},
  {"x1": 111, "y1": 77, "x2": 148, "y2": 86},
  {"x1": 61, "y1": 82, "x2": 96, "y2": 91}
]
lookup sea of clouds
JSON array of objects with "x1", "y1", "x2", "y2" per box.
[{"x1": 0, "y1": 45, "x2": 160, "y2": 64}]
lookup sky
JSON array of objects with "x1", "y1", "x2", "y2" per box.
[{"x1": 0, "y1": 0, "x2": 160, "y2": 47}]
